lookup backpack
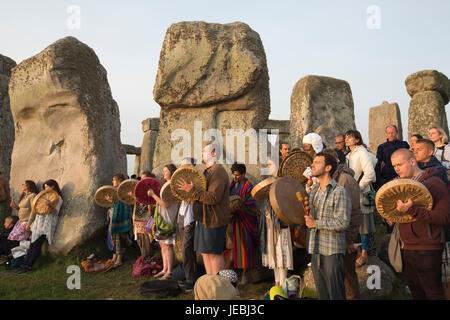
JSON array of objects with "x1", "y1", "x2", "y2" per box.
[
  {"x1": 282, "y1": 275, "x2": 305, "y2": 299},
  {"x1": 140, "y1": 280, "x2": 182, "y2": 298},
  {"x1": 132, "y1": 256, "x2": 154, "y2": 278},
  {"x1": 388, "y1": 223, "x2": 403, "y2": 273}
]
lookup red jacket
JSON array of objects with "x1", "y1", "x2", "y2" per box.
[{"x1": 399, "y1": 168, "x2": 450, "y2": 251}]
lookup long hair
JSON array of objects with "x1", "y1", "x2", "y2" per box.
[
  {"x1": 43, "y1": 179, "x2": 62, "y2": 198},
  {"x1": 345, "y1": 130, "x2": 368, "y2": 149},
  {"x1": 164, "y1": 164, "x2": 177, "y2": 179},
  {"x1": 429, "y1": 126, "x2": 448, "y2": 144},
  {"x1": 19, "y1": 180, "x2": 38, "y2": 202}
]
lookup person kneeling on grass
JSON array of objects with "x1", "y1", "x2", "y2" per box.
[{"x1": 15, "y1": 179, "x2": 63, "y2": 275}]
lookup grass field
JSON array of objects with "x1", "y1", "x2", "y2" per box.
[{"x1": 0, "y1": 218, "x2": 411, "y2": 300}]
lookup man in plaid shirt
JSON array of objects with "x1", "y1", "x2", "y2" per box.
[{"x1": 305, "y1": 152, "x2": 351, "y2": 300}]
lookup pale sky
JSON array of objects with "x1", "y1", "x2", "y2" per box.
[{"x1": 1, "y1": 0, "x2": 449, "y2": 175}]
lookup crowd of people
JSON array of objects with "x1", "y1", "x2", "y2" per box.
[{"x1": 0, "y1": 125, "x2": 449, "y2": 300}]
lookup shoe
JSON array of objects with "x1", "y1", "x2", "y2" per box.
[
  {"x1": 86, "y1": 253, "x2": 95, "y2": 260},
  {"x1": 14, "y1": 267, "x2": 25, "y2": 274},
  {"x1": 179, "y1": 281, "x2": 194, "y2": 292},
  {"x1": 16, "y1": 267, "x2": 31, "y2": 275}
]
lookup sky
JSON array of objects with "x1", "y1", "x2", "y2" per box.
[{"x1": 1, "y1": 0, "x2": 449, "y2": 175}]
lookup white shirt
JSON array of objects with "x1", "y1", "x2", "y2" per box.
[{"x1": 31, "y1": 196, "x2": 63, "y2": 245}]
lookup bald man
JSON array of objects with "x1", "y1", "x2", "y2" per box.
[{"x1": 386, "y1": 148, "x2": 449, "y2": 300}]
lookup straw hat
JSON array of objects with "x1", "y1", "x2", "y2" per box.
[{"x1": 194, "y1": 274, "x2": 238, "y2": 300}]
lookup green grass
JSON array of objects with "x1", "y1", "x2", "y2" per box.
[{"x1": 0, "y1": 218, "x2": 410, "y2": 300}]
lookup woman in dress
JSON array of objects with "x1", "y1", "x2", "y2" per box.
[
  {"x1": 16, "y1": 179, "x2": 63, "y2": 274},
  {"x1": 260, "y1": 159, "x2": 293, "y2": 287},
  {"x1": 345, "y1": 130, "x2": 377, "y2": 267},
  {"x1": 148, "y1": 164, "x2": 180, "y2": 280},
  {"x1": 8, "y1": 180, "x2": 38, "y2": 246}
]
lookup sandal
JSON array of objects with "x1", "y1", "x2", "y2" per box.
[
  {"x1": 159, "y1": 273, "x2": 172, "y2": 281},
  {"x1": 355, "y1": 256, "x2": 368, "y2": 268},
  {"x1": 153, "y1": 270, "x2": 166, "y2": 278},
  {"x1": 113, "y1": 262, "x2": 123, "y2": 269}
]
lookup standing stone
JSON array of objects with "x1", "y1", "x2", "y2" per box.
[
  {"x1": 369, "y1": 101, "x2": 403, "y2": 154},
  {"x1": 8, "y1": 37, "x2": 127, "y2": 256},
  {"x1": 290, "y1": 75, "x2": 356, "y2": 149},
  {"x1": 262, "y1": 119, "x2": 291, "y2": 147},
  {"x1": 139, "y1": 117, "x2": 160, "y2": 174},
  {"x1": 303, "y1": 255, "x2": 397, "y2": 299},
  {"x1": 0, "y1": 54, "x2": 16, "y2": 183},
  {"x1": 406, "y1": 70, "x2": 450, "y2": 139},
  {"x1": 152, "y1": 21, "x2": 270, "y2": 182}
]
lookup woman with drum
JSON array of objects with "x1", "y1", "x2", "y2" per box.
[
  {"x1": 345, "y1": 130, "x2": 377, "y2": 267},
  {"x1": 105, "y1": 173, "x2": 133, "y2": 269},
  {"x1": 16, "y1": 179, "x2": 63, "y2": 274},
  {"x1": 148, "y1": 164, "x2": 180, "y2": 280},
  {"x1": 259, "y1": 159, "x2": 294, "y2": 288},
  {"x1": 8, "y1": 180, "x2": 38, "y2": 245}
]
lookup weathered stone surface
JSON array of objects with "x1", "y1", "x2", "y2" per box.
[
  {"x1": 0, "y1": 54, "x2": 16, "y2": 182},
  {"x1": 139, "y1": 118, "x2": 160, "y2": 174},
  {"x1": 408, "y1": 90, "x2": 449, "y2": 139},
  {"x1": 142, "y1": 117, "x2": 160, "y2": 133},
  {"x1": 405, "y1": 70, "x2": 450, "y2": 104},
  {"x1": 152, "y1": 21, "x2": 270, "y2": 182},
  {"x1": 122, "y1": 144, "x2": 141, "y2": 155},
  {"x1": 290, "y1": 75, "x2": 356, "y2": 149},
  {"x1": 369, "y1": 101, "x2": 403, "y2": 154},
  {"x1": 9, "y1": 37, "x2": 127, "y2": 256},
  {"x1": 303, "y1": 255, "x2": 397, "y2": 299}
]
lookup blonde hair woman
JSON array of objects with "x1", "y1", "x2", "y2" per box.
[{"x1": 428, "y1": 127, "x2": 450, "y2": 170}]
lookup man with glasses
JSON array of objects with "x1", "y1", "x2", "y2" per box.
[{"x1": 335, "y1": 134, "x2": 347, "y2": 155}]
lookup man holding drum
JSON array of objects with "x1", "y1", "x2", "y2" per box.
[
  {"x1": 177, "y1": 143, "x2": 230, "y2": 275},
  {"x1": 387, "y1": 148, "x2": 449, "y2": 299}
]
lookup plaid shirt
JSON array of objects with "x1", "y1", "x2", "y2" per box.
[{"x1": 307, "y1": 180, "x2": 351, "y2": 256}]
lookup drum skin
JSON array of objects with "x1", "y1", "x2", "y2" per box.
[
  {"x1": 375, "y1": 179, "x2": 432, "y2": 224},
  {"x1": 269, "y1": 176, "x2": 307, "y2": 226}
]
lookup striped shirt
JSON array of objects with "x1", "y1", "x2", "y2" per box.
[{"x1": 307, "y1": 179, "x2": 351, "y2": 256}]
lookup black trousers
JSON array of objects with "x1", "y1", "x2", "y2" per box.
[
  {"x1": 0, "y1": 239, "x2": 20, "y2": 256},
  {"x1": 178, "y1": 216, "x2": 196, "y2": 282},
  {"x1": 311, "y1": 253, "x2": 346, "y2": 300},
  {"x1": 22, "y1": 235, "x2": 46, "y2": 269},
  {"x1": 401, "y1": 249, "x2": 444, "y2": 300}
]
